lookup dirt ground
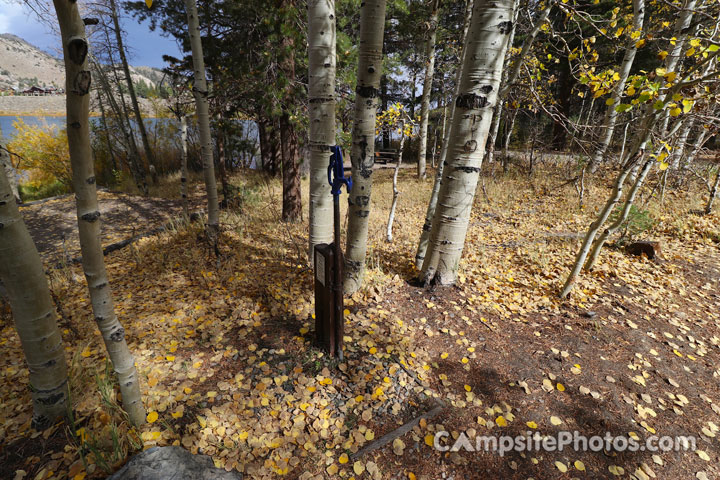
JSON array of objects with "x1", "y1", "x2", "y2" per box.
[
  {"x1": 1, "y1": 166, "x2": 719, "y2": 480},
  {"x1": 18, "y1": 189, "x2": 194, "y2": 263}
]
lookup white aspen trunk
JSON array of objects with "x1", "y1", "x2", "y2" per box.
[
  {"x1": 486, "y1": 101, "x2": 503, "y2": 165},
  {"x1": 657, "y1": 0, "x2": 697, "y2": 135},
  {"x1": 437, "y1": 94, "x2": 449, "y2": 167},
  {"x1": 308, "y1": 0, "x2": 336, "y2": 263},
  {"x1": 617, "y1": 120, "x2": 631, "y2": 167},
  {"x1": 184, "y1": 0, "x2": 220, "y2": 235},
  {"x1": 52, "y1": 0, "x2": 145, "y2": 426},
  {"x1": 91, "y1": 58, "x2": 147, "y2": 193},
  {"x1": 0, "y1": 166, "x2": 69, "y2": 429},
  {"x1": 0, "y1": 126, "x2": 20, "y2": 203},
  {"x1": 98, "y1": 28, "x2": 149, "y2": 194},
  {"x1": 386, "y1": 132, "x2": 406, "y2": 242},
  {"x1": 109, "y1": 0, "x2": 156, "y2": 178},
  {"x1": 589, "y1": 0, "x2": 644, "y2": 169},
  {"x1": 671, "y1": 119, "x2": 694, "y2": 169},
  {"x1": 559, "y1": 110, "x2": 655, "y2": 298},
  {"x1": 486, "y1": 0, "x2": 548, "y2": 164},
  {"x1": 502, "y1": 107, "x2": 518, "y2": 163},
  {"x1": 559, "y1": 165, "x2": 636, "y2": 298},
  {"x1": 344, "y1": 0, "x2": 387, "y2": 293},
  {"x1": 682, "y1": 127, "x2": 708, "y2": 174},
  {"x1": 498, "y1": 0, "x2": 549, "y2": 100},
  {"x1": 417, "y1": 0, "x2": 440, "y2": 180},
  {"x1": 96, "y1": 89, "x2": 118, "y2": 172},
  {"x1": 415, "y1": 0, "x2": 473, "y2": 268},
  {"x1": 420, "y1": 0, "x2": 515, "y2": 285},
  {"x1": 707, "y1": 171, "x2": 720, "y2": 214},
  {"x1": 584, "y1": 158, "x2": 654, "y2": 271},
  {"x1": 180, "y1": 115, "x2": 189, "y2": 217}
]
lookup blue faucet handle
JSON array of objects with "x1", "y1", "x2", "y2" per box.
[{"x1": 329, "y1": 146, "x2": 352, "y2": 195}]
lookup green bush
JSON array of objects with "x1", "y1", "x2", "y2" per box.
[{"x1": 19, "y1": 180, "x2": 71, "y2": 202}]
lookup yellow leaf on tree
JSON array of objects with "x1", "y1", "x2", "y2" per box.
[{"x1": 145, "y1": 0, "x2": 153, "y2": 8}]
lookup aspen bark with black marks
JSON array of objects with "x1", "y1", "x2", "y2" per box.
[
  {"x1": 184, "y1": 0, "x2": 220, "y2": 236},
  {"x1": 308, "y1": 0, "x2": 337, "y2": 262},
  {"x1": 108, "y1": 0, "x2": 156, "y2": 179},
  {"x1": 420, "y1": 0, "x2": 515, "y2": 285},
  {"x1": 52, "y1": 0, "x2": 145, "y2": 425},
  {"x1": 588, "y1": 0, "x2": 644, "y2": 171},
  {"x1": 0, "y1": 164, "x2": 69, "y2": 429},
  {"x1": 417, "y1": 0, "x2": 440, "y2": 180},
  {"x1": 415, "y1": 0, "x2": 473, "y2": 268},
  {"x1": 386, "y1": 132, "x2": 406, "y2": 242},
  {"x1": 344, "y1": 0, "x2": 387, "y2": 293}
]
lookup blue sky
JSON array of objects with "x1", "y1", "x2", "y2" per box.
[{"x1": 0, "y1": 0, "x2": 181, "y2": 68}]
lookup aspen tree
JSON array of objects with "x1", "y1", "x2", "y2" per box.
[
  {"x1": 0, "y1": 125, "x2": 20, "y2": 203},
  {"x1": 707, "y1": 166, "x2": 720, "y2": 215},
  {"x1": 559, "y1": 0, "x2": 709, "y2": 298},
  {"x1": 0, "y1": 163, "x2": 69, "y2": 429},
  {"x1": 184, "y1": 0, "x2": 220, "y2": 236},
  {"x1": 486, "y1": 0, "x2": 552, "y2": 166},
  {"x1": 416, "y1": 0, "x2": 440, "y2": 180},
  {"x1": 589, "y1": 0, "x2": 645, "y2": 170},
  {"x1": 415, "y1": 0, "x2": 473, "y2": 268},
  {"x1": 180, "y1": 115, "x2": 189, "y2": 217},
  {"x1": 52, "y1": 0, "x2": 145, "y2": 425},
  {"x1": 108, "y1": 0, "x2": 156, "y2": 179},
  {"x1": 344, "y1": 0, "x2": 387, "y2": 293},
  {"x1": 308, "y1": 0, "x2": 337, "y2": 262},
  {"x1": 420, "y1": 0, "x2": 515, "y2": 286}
]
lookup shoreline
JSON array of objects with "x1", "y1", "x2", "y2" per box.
[{"x1": 0, "y1": 94, "x2": 160, "y2": 117}]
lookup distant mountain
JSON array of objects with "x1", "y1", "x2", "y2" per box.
[
  {"x1": 0, "y1": 33, "x2": 64, "y2": 90},
  {"x1": 0, "y1": 33, "x2": 163, "y2": 92}
]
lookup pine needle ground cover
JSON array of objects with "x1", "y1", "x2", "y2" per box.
[{"x1": 1, "y1": 166, "x2": 719, "y2": 479}]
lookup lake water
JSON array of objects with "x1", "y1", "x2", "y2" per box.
[
  {"x1": 1, "y1": 114, "x2": 261, "y2": 169},
  {"x1": 0, "y1": 115, "x2": 67, "y2": 140}
]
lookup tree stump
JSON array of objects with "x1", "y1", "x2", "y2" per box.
[{"x1": 625, "y1": 241, "x2": 661, "y2": 259}]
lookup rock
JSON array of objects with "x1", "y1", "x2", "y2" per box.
[
  {"x1": 107, "y1": 446, "x2": 242, "y2": 480},
  {"x1": 626, "y1": 241, "x2": 662, "y2": 259},
  {"x1": 581, "y1": 311, "x2": 597, "y2": 318}
]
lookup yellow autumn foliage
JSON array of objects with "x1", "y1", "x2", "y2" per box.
[{"x1": 8, "y1": 119, "x2": 73, "y2": 189}]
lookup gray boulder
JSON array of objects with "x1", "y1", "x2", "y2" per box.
[{"x1": 107, "y1": 446, "x2": 242, "y2": 480}]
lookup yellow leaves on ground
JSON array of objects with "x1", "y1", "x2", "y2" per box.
[
  {"x1": 146, "y1": 411, "x2": 159, "y2": 423},
  {"x1": 609, "y1": 465, "x2": 625, "y2": 476}
]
